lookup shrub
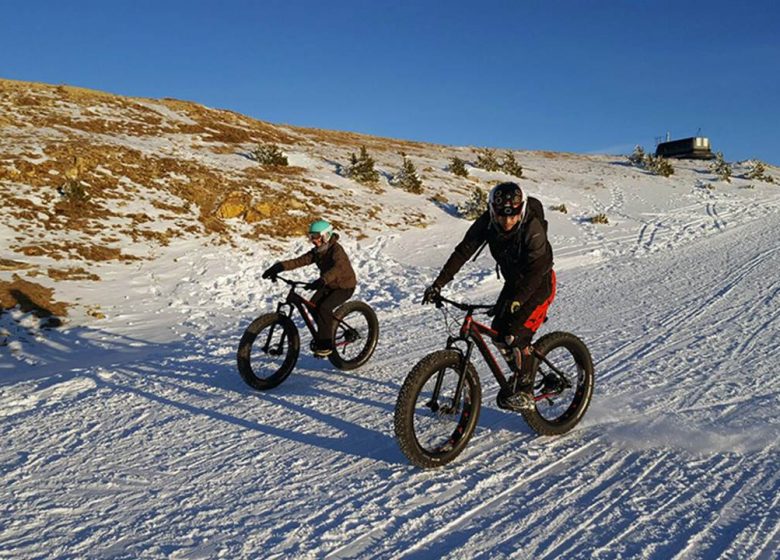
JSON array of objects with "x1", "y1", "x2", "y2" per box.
[
  {"x1": 449, "y1": 157, "x2": 468, "y2": 177},
  {"x1": 589, "y1": 213, "x2": 609, "y2": 224},
  {"x1": 249, "y1": 143, "x2": 288, "y2": 166},
  {"x1": 550, "y1": 204, "x2": 568, "y2": 214},
  {"x1": 391, "y1": 153, "x2": 423, "y2": 194},
  {"x1": 345, "y1": 146, "x2": 379, "y2": 185},
  {"x1": 645, "y1": 155, "x2": 674, "y2": 177},
  {"x1": 58, "y1": 179, "x2": 89, "y2": 203},
  {"x1": 457, "y1": 187, "x2": 488, "y2": 219},
  {"x1": 501, "y1": 151, "x2": 523, "y2": 178},
  {"x1": 710, "y1": 151, "x2": 732, "y2": 182},
  {"x1": 474, "y1": 148, "x2": 501, "y2": 171},
  {"x1": 745, "y1": 160, "x2": 775, "y2": 183}
]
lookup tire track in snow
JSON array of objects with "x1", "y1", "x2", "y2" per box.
[{"x1": 597, "y1": 244, "x2": 780, "y2": 382}]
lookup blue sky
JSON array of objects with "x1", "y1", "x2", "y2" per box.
[{"x1": 3, "y1": 0, "x2": 779, "y2": 164}]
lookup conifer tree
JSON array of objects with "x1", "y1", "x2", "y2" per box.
[
  {"x1": 457, "y1": 187, "x2": 488, "y2": 219},
  {"x1": 746, "y1": 160, "x2": 774, "y2": 183},
  {"x1": 449, "y1": 157, "x2": 468, "y2": 177},
  {"x1": 345, "y1": 146, "x2": 379, "y2": 185},
  {"x1": 474, "y1": 148, "x2": 501, "y2": 171},
  {"x1": 392, "y1": 153, "x2": 423, "y2": 194},
  {"x1": 645, "y1": 155, "x2": 674, "y2": 177},
  {"x1": 250, "y1": 143, "x2": 288, "y2": 166},
  {"x1": 710, "y1": 151, "x2": 732, "y2": 182},
  {"x1": 501, "y1": 151, "x2": 523, "y2": 178}
]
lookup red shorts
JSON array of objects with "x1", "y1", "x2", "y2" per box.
[{"x1": 523, "y1": 270, "x2": 557, "y2": 332}]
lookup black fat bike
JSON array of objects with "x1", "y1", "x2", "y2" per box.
[
  {"x1": 394, "y1": 293, "x2": 594, "y2": 468},
  {"x1": 237, "y1": 275, "x2": 379, "y2": 390}
]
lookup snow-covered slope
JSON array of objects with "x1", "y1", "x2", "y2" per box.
[{"x1": 2, "y1": 80, "x2": 779, "y2": 559}]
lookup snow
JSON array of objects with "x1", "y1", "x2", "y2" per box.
[{"x1": 3, "y1": 136, "x2": 780, "y2": 557}]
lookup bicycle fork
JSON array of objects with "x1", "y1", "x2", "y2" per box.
[
  {"x1": 427, "y1": 337, "x2": 476, "y2": 414},
  {"x1": 264, "y1": 303, "x2": 293, "y2": 356}
]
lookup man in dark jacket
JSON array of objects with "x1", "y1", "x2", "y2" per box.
[
  {"x1": 262, "y1": 219, "x2": 357, "y2": 357},
  {"x1": 423, "y1": 182, "x2": 556, "y2": 409}
]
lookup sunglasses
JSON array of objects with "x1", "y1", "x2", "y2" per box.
[{"x1": 309, "y1": 232, "x2": 323, "y2": 241}]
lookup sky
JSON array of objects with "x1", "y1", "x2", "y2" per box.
[{"x1": 2, "y1": 0, "x2": 779, "y2": 164}]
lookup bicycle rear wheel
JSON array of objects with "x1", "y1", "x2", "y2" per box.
[
  {"x1": 521, "y1": 331, "x2": 594, "y2": 435},
  {"x1": 328, "y1": 301, "x2": 379, "y2": 371},
  {"x1": 237, "y1": 313, "x2": 300, "y2": 390},
  {"x1": 394, "y1": 350, "x2": 481, "y2": 468}
]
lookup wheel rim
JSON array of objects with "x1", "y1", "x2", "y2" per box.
[
  {"x1": 333, "y1": 310, "x2": 371, "y2": 363},
  {"x1": 412, "y1": 366, "x2": 474, "y2": 456},
  {"x1": 247, "y1": 321, "x2": 295, "y2": 382},
  {"x1": 532, "y1": 345, "x2": 584, "y2": 423}
]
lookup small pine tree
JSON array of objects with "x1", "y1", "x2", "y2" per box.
[
  {"x1": 628, "y1": 145, "x2": 646, "y2": 167},
  {"x1": 474, "y1": 148, "x2": 501, "y2": 171},
  {"x1": 457, "y1": 187, "x2": 488, "y2": 219},
  {"x1": 58, "y1": 178, "x2": 89, "y2": 203},
  {"x1": 449, "y1": 157, "x2": 468, "y2": 177},
  {"x1": 345, "y1": 146, "x2": 380, "y2": 185},
  {"x1": 501, "y1": 151, "x2": 523, "y2": 178},
  {"x1": 710, "y1": 151, "x2": 732, "y2": 182},
  {"x1": 250, "y1": 143, "x2": 288, "y2": 166},
  {"x1": 392, "y1": 153, "x2": 423, "y2": 194},
  {"x1": 645, "y1": 155, "x2": 674, "y2": 177},
  {"x1": 746, "y1": 160, "x2": 775, "y2": 183}
]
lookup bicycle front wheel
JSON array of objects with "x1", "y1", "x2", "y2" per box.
[
  {"x1": 237, "y1": 313, "x2": 300, "y2": 390},
  {"x1": 394, "y1": 350, "x2": 481, "y2": 468},
  {"x1": 521, "y1": 331, "x2": 594, "y2": 435}
]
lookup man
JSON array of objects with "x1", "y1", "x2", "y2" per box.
[
  {"x1": 262, "y1": 219, "x2": 357, "y2": 357},
  {"x1": 423, "y1": 182, "x2": 556, "y2": 409}
]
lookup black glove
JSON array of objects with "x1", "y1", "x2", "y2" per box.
[
  {"x1": 262, "y1": 262, "x2": 284, "y2": 279},
  {"x1": 305, "y1": 278, "x2": 325, "y2": 290},
  {"x1": 422, "y1": 284, "x2": 441, "y2": 305}
]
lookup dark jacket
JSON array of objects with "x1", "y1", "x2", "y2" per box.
[
  {"x1": 434, "y1": 210, "x2": 553, "y2": 304},
  {"x1": 280, "y1": 234, "x2": 357, "y2": 290}
]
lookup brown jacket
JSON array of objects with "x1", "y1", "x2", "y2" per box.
[{"x1": 280, "y1": 235, "x2": 357, "y2": 289}]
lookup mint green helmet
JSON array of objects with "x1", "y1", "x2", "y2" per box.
[{"x1": 308, "y1": 219, "x2": 334, "y2": 242}]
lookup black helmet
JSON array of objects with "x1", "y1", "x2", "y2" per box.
[{"x1": 489, "y1": 182, "x2": 526, "y2": 222}]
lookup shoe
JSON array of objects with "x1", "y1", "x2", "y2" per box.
[
  {"x1": 496, "y1": 374, "x2": 534, "y2": 411},
  {"x1": 310, "y1": 340, "x2": 333, "y2": 358}
]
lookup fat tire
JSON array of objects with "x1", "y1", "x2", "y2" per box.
[
  {"x1": 521, "y1": 331, "x2": 594, "y2": 435},
  {"x1": 328, "y1": 300, "x2": 379, "y2": 371},
  {"x1": 237, "y1": 313, "x2": 300, "y2": 390},
  {"x1": 394, "y1": 350, "x2": 482, "y2": 468}
]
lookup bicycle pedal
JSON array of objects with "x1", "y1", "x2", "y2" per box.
[{"x1": 497, "y1": 390, "x2": 535, "y2": 412}]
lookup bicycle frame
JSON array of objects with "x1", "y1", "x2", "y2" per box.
[
  {"x1": 436, "y1": 296, "x2": 569, "y2": 410},
  {"x1": 443, "y1": 308, "x2": 510, "y2": 410},
  {"x1": 266, "y1": 276, "x2": 359, "y2": 352},
  {"x1": 276, "y1": 288, "x2": 319, "y2": 338}
]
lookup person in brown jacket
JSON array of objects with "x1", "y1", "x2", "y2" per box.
[{"x1": 262, "y1": 219, "x2": 357, "y2": 357}]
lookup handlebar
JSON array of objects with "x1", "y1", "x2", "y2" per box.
[
  {"x1": 268, "y1": 274, "x2": 311, "y2": 288},
  {"x1": 431, "y1": 293, "x2": 494, "y2": 315}
]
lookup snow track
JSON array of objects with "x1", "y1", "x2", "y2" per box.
[{"x1": 3, "y1": 208, "x2": 779, "y2": 559}]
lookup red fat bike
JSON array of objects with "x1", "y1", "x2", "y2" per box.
[
  {"x1": 394, "y1": 292, "x2": 594, "y2": 468},
  {"x1": 237, "y1": 275, "x2": 379, "y2": 390}
]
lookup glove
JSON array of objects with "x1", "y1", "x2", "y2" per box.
[
  {"x1": 262, "y1": 262, "x2": 284, "y2": 279},
  {"x1": 305, "y1": 278, "x2": 325, "y2": 290},
  {"x1": 422, "y1": 284, "x2": 441, "y2": 305}
]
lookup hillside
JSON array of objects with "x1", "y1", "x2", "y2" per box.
[{"x1": 2, "y1": 79, "x2": 778, "y2": 331}]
